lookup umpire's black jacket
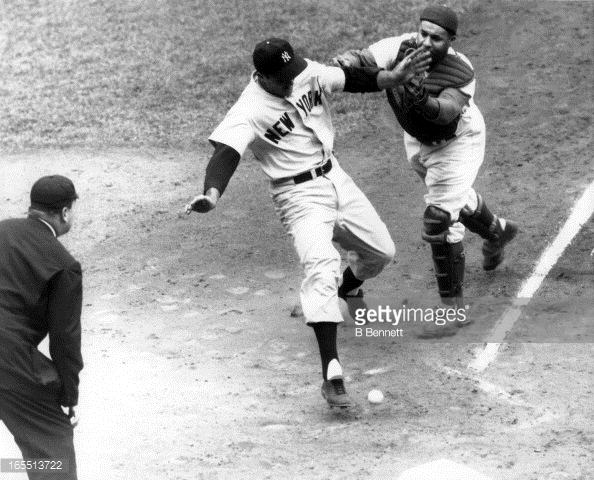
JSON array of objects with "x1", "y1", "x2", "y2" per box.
[{"x1": 0, "y1": 216, "x2": 83, "y2": 406}]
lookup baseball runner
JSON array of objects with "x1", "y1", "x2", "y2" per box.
[
  {"x1": 333, "y1": 5, "x2": 518, "y2": 338},
  {"x1": 185, "y1": 37, "x2": 430, "y2": 407}
]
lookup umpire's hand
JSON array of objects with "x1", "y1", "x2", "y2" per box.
[
  {"x1": 62, "y1": 405, "x2": 79, "y2": 428},
  {"x1": 185, "y1": 188, "x2": 220, "y2": 214}
]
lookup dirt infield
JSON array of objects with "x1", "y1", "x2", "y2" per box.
[{"x1": 1, "y1": 0, "x2": 593, "y2": 479}]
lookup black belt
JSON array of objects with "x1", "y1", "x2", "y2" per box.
[{"x1": 282, "y1": 160, "x2": 333, "y2": 185}]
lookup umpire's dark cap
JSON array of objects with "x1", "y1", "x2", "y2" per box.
[
  {"x1": 253, "y1": 38, "x2": 307, "y2": 81},
  {"x1": 420, "y1": 5, "x2": 458, "y2": 36},
  {"x1": 30, "y1": 175, "x2": 78, "y2": 210}
]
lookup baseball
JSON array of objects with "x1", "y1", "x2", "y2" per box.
[{"x1": 367, "y1": 389, "x2": 384, "y2": 404}]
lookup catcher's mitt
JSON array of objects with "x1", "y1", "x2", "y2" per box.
[{"x1": 402, "y1": 47, "x2": 429, "y2": 109}]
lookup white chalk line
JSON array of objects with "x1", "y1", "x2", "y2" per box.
[
  {"x1": 468, "y1": 180, "x2": 594, "y2": 372},
  {"x1": 441, "y1": 366, "x2": 562, "y2": 429}
]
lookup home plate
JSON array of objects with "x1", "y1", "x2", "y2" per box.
[{"x1": 397, "y1": 460, "x2": 492, "y2": 480}]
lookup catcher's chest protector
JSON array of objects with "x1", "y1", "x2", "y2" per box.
[{"x1": 387, "y1": 39, "x2": 475, "y2": 144}]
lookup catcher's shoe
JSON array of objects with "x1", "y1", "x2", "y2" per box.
[
  {"x1": 416, "y1": 304, "x2": 474, "y2": 339},
  {"x1": 321, "y1": 377, "x2": 352, "y2": 408},
  {"x1": 416, "y1": 320, "x2": 459, "y2": 339},
  {"x1": 482, "y1": 220, "x2": 518, "y2": 271},
  {"x1": 456, "y1": 315, "x2": 475, "y2": 328}
]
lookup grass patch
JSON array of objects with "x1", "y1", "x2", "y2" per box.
[{"x1": 0, "y1": 0, "x2": 477, "y2": 151}]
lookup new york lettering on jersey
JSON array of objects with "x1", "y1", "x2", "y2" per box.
[
  {"x1": 295, "y1": 87, "x2": 323, "y2": 116},
  {"x1": 287, "y1": 74, "x2": 335, "y2": 158},
  {"x1": 263, "y1": 85, "x2": 324, "y2": 145},
  {"x1": 264, "y1": 112, "x2": 296, "y2": 144}
]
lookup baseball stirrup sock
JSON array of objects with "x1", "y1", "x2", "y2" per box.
[
  {"x1": 326, "y1": 359, "x2": 343, "y2": 380},
  {"x1": 312, "y1": 322, "x2": 339, "y2": 380}
]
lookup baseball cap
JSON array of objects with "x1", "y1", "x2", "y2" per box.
[
  {"x1": 253, "y1": 38, "x2": 307, "y2": 81},
  {"x1": 420, "y1": 5, "x2": 458, "y2": 36},
  {"x1": 30, "y1": 175, "x2": 78, "y2": 209}
]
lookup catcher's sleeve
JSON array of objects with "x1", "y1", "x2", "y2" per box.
[
  {"x1": 433, "y1": 88, "x2": 470, "y2": 124},
  {"x1": 335, "y1": 48, "x2": 378, "y2": 68},
  {"x1": 203, "y1": 142, "x2": 241, "y2": 195},
  {"x1": 415, "y1": 88, "x2": 470, "y2": 125}
]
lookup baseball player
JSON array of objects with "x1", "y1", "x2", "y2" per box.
[
  {"x1": 333, "y1": 5, "x2": 518, "y2": 338},
  {"x1": 185, "y1": 37, "x2": 430, "y2": 407}
]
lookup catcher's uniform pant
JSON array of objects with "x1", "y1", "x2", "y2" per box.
[
  {"x1": 404, "y1": 111, "x2": 486, "y2": 244},
  {"x1": 270, "y1": 158, "x2": 395, "y2": 325},
  {"x1": 0, "y1": 387, "x2": 77, "y2": 480}
]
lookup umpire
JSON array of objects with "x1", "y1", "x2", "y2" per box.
[{"x1": 0, "y1": 175, "x2": 83, "y2": 480}]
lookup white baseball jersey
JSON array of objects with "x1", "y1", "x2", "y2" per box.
[
  {"x1": 368, "y1": 33, "x2": 484, "y2": 140},
  {"x1": 209, "y1": 60, "x2": 346, "y2": 180}
]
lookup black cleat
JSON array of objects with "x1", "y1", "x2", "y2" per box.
[
  {"x1": 482, "y1": 220, "x2": 518, "y2": 271},
  {"x1": 321, "y1": 377, "x2": 352, "y2": 408}
]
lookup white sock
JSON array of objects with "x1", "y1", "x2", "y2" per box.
[
  {"x1": 327, "y1": 359, "x2": 343, "y2": 380},
  {"x1": 499, "y1": 217, "x2": 506, "y2": 230}
]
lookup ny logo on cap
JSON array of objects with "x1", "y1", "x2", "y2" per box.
[{"x1": 281, "y1": 51, "x2": 291, "y2": 63}]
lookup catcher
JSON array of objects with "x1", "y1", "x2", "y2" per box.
[{"x1": 333, "y1": 5, "x2": 518, "y2": 338}]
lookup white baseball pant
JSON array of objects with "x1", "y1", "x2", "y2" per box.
[
  {"x1": 404, "y1": 111, "x2": 486, "y2": 244},
  {"x1": 270, "y1": 159, "x2": 395, "y2": 324}
]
